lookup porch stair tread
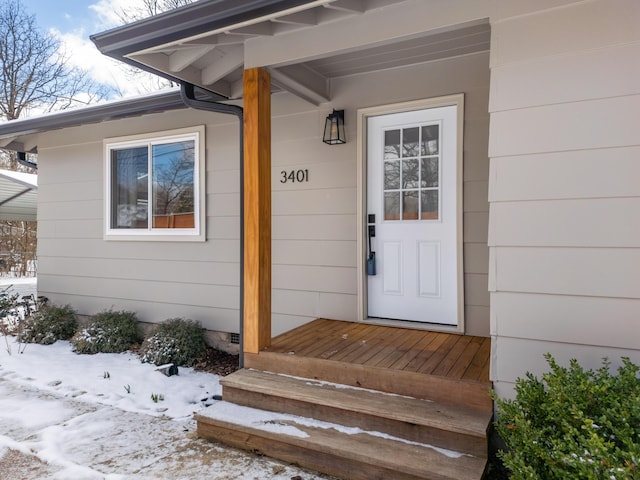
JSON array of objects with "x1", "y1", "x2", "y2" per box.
[
  {"x1": 220, "y1": 369, "x2": 490, "y2": 455},
  {"x1": 196, "y1": 401, "x2": 488, "y2": 480},
  {"x1": 245, "y1": 350, "x2": 493, "y2": 412}
]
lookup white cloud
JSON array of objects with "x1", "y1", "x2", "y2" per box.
[
  {"x1": 89, "y1": 0, "x2": 148, "y2": 29},
  {"x1": 50, "y1": 0, "x2": 176, "y2": 100}
]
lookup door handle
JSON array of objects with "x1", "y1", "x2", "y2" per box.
[{"x1": 367, "y1": 214, "x2": 376, "y2": 275}]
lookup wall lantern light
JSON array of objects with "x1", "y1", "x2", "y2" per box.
[{"x1": 323, "y1": 109, "x2": 346, "y2": 145}]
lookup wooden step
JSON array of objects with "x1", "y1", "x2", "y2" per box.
[
  {"x1": 221, "y1": 369, "x2": 491, "y2": 456},
  {"x1": 245, "y1": 351, "x2": 493, "y2": 413},
  {"x1": 197, "y1": 401, "x2": 488, "y2": 480}
]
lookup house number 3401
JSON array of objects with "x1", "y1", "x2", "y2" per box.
[{"x1": 280, "y1": 169, "x2": 309, "y2": 183}]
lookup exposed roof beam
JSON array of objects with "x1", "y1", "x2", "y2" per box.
[
  {"x1": 229, "y1": 78, "x2": 245, "y2": 99},
  {"x1": 268, "y1": 64, "x2": 329, "y2": 105},
  {"x1": 324, "y1": 0, "x2": 366, "y2": 13},
  {"x1": 0, "y1": 139, "x2": 20, "y2": 149},
  {"x1": 183, "y1": 33, "x2": 249, "y2": 47},
  {"x1": 91, "y1": 0, "x2": 320, "y2": 58},
  {"x1": 169, "y1": 45, "x2": 215, "y2": 72},
  {"x1": 130, "y1": 52, "x2": 232, "y2": 96},
  {"x1": 228, "y1": 22, "x2": 274, "y2": 36},
  {"x1": 272, "y1": 9, "x2": 318, "y2": 25},
  {"x1": 245, "y1": 1, "x2": 490, "y2": 68},
  {"x1": 201, "y1": 47, "x2": 245, "y2": 85}
]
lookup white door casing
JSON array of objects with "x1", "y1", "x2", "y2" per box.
[{"x1": 363, "y1": 97, "x2": 463, "y2": 327}]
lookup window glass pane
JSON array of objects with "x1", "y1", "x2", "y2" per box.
[
  {"x1": 402, "y1": 127, "x2": 419, "y2": 157},
  {"x1": 384, "y1": 129, "x2": 400, "y2": 159},
  {"x1": 384, "y1": 160, "x2": 400, "y2": 190},
  {"x1": 384, "y1": 191, "x2": 400, "y2": 221},
  {"x1": 152, "y1": 140, "x2": 195, "y2": 229},
  {"x1": 402, "y1": 191, "x2": 419, "y2": 220},
  {"x1": 421, "y1": 157, "x2": 438, "y2": 188},
  {"x1": 421, "y1": 125, "x2": 439, "y2": 155},
  {"x1": 402, "y1": 159, "x2": 419, "y2": 189},
  {"x1": 421, "y1": 190, "x2": 439, "y2": 220},
  {"x1": 111, "y1": 147, "x2": 148, "y2": 229}
]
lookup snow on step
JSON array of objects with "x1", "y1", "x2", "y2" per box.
[{"x1": 197, "y1": 401, "x2": 487, "y2": 480}]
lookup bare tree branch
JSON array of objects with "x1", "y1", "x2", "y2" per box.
[{"x1": 0, "y1": 0, "x2": 110, "y2": 121}]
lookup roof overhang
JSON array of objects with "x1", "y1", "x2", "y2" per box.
[
  {"x1": 0, "y1": 169, "x2": 37, "y2": 221},
  {"x1": 0, "y1": 90, "x2": 187, "y2": 149},
  {"x1": 91, "y1": 0, "x2": 491, "y2": 105}
]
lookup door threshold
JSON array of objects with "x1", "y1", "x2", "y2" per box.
[{"x1": 362, "y1": 317, "x2": 464, "y2": 334}]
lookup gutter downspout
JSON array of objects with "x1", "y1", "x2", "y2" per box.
[{"x1": 180, "y1": 83, "x2": 246, "y2": 368}]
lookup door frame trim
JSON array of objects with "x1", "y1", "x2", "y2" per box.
[{"x1": 356, "y1": 94, "x2": 465, "y2": 333}]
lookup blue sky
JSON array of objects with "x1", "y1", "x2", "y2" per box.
[
  {"x1": 21, "y1": 0, "x2": 101, "y2": 31},
  {"x1": 17, "y1": 0, "x2": 158, "y2": 99}
]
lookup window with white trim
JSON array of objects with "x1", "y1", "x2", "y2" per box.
[{"x1": 104, "y1": 127, "x2": 205, "y2": 240}]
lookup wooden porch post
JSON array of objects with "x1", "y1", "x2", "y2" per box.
[{"x1": 243, "y1": 67, "x2": 271, "y2": 354}]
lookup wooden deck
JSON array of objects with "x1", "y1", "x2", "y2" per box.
[
  {"x1": 244, "y1": 318, "x2": 492, "y2": 411},
  {"x1": 263, "y1": 318, "x2": 490, "y2": 383},
  {"x1": 198, "y1": 319, "x2": 494, "y2": 480}
]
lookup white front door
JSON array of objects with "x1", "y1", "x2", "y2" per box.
[{"x1": 366, "y1": 103, "x2": 462, "y2": 326}]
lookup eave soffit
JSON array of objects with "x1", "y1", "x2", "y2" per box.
[{"x1": 117, "y1": 0, "x2": 490, "y2": 106}]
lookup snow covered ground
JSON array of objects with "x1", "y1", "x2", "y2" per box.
[{"x1": 0, "y1": 279, "x2": 332, "y2": 479}]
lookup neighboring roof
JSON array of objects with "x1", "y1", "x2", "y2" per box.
[
  {"x1": 0, "y1": 169, "x2": 37, "y2": 221},
  {"x1": 0, "y1": 90, "x2": 187, "y2": 149},
  {"x1": 91, "y1": 0, "x2": 489, "y2": 105}
]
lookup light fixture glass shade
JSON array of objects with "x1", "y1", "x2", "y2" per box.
[{"x1": 323, "y1": 109, "x2": 346, "y2": 145}]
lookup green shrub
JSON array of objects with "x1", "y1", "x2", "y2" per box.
[
  {"x1": 71, "y1": 310, "x2": 140, "y2": 354},
  {"x1": 493, "y1": 354, "x2": 640, "y2": 480},
  {"x1": 140, "y1": 318, "x2": 206, "y2": 367},
  {"x1": 18, "y1": 304, "x2": 77, "y2": 345}
]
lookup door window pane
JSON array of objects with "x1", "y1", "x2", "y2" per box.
[
  {"x1": 402, "y1": 191, "x2": 419, "y2": 220},
  {"x1": 402, "y1": 127, "x2": 419, "y2": 157},
  {"x1": 421, "y1": 190, "x2": 439, "y2": 220},
  {"x1": 421, "y1": 125, "x2": 439, "y2": 155},
  {"x1": 421, "y1": 157, "x2": 438, "y2": 188},
  {"x1": 384, "y1": 160, "x2": 400, "y2": 190},
  {"x1": 381, "y1": 122, "x2": 440, "y2": 222},
  {"x1": 384, "y1": 129, "x2": 400, "y2": 159},
  {"x1": 402, "y1": 159, "x2": 419, "y2": 189},
  {"x1": 384, "y1": 192, "x2": 400, "y2": 221}
]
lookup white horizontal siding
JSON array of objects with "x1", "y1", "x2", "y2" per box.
[
  {"x1": 272, "y1": 160, "x2": 355, "y2": 191},
  {"x1": 488, "y1": 0, "x2": 640, "y2": 391},
  {"x1": 490, "y1": 41, "x2": 640, "y2": 112},
  {"x1": 38, "y1": 257, "x2": 239, "y2": 286},
  {"x1": 492, "y1": 292, "x2": 640, "y2": 350},
  {"x1": 38, "y1": 275, "x2": 239, "y2": 311},
  {"x1": 272, "y1": 188, "x2": 356, "y2": 216},
  {"x1": 273, "y1": 240, "x2": 356, "y2": 267},
  {"x1": 43, "y1": 290, "x2": 239, "y2": 333},
  {"x1": 37, "y1": 219, "x2": 102, "y2": 240},
  {"x1": 273, "y1": 265, "x2": 356, "y2": 295},
  {"x1": 38, "y1": 238, "x2": 239, "y2": 263},
  {"x1": 37, "y1": 181, "x2": 102, "y2": 202},
  {"x1": 489, "y1": 95, "x2": 640, "y2": 157},
  {"x1": 489, "y1": 146, "x2": 640, "y2": 202},
  {"x1": 272, "y1": 214, "x2": 355, "y2": 241},
  {"x1": 492, "y1": 247, "x2": 640, "y2": 299},
  {"x1": 490, "y1": 199, "x2": 640, "y2": 247},
  {"x1": 490, "y1": 0, "x2": 640, "y2": 68},
  {"x1": 492, "y1": 336, "x2": 640, "y2": 399}
]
